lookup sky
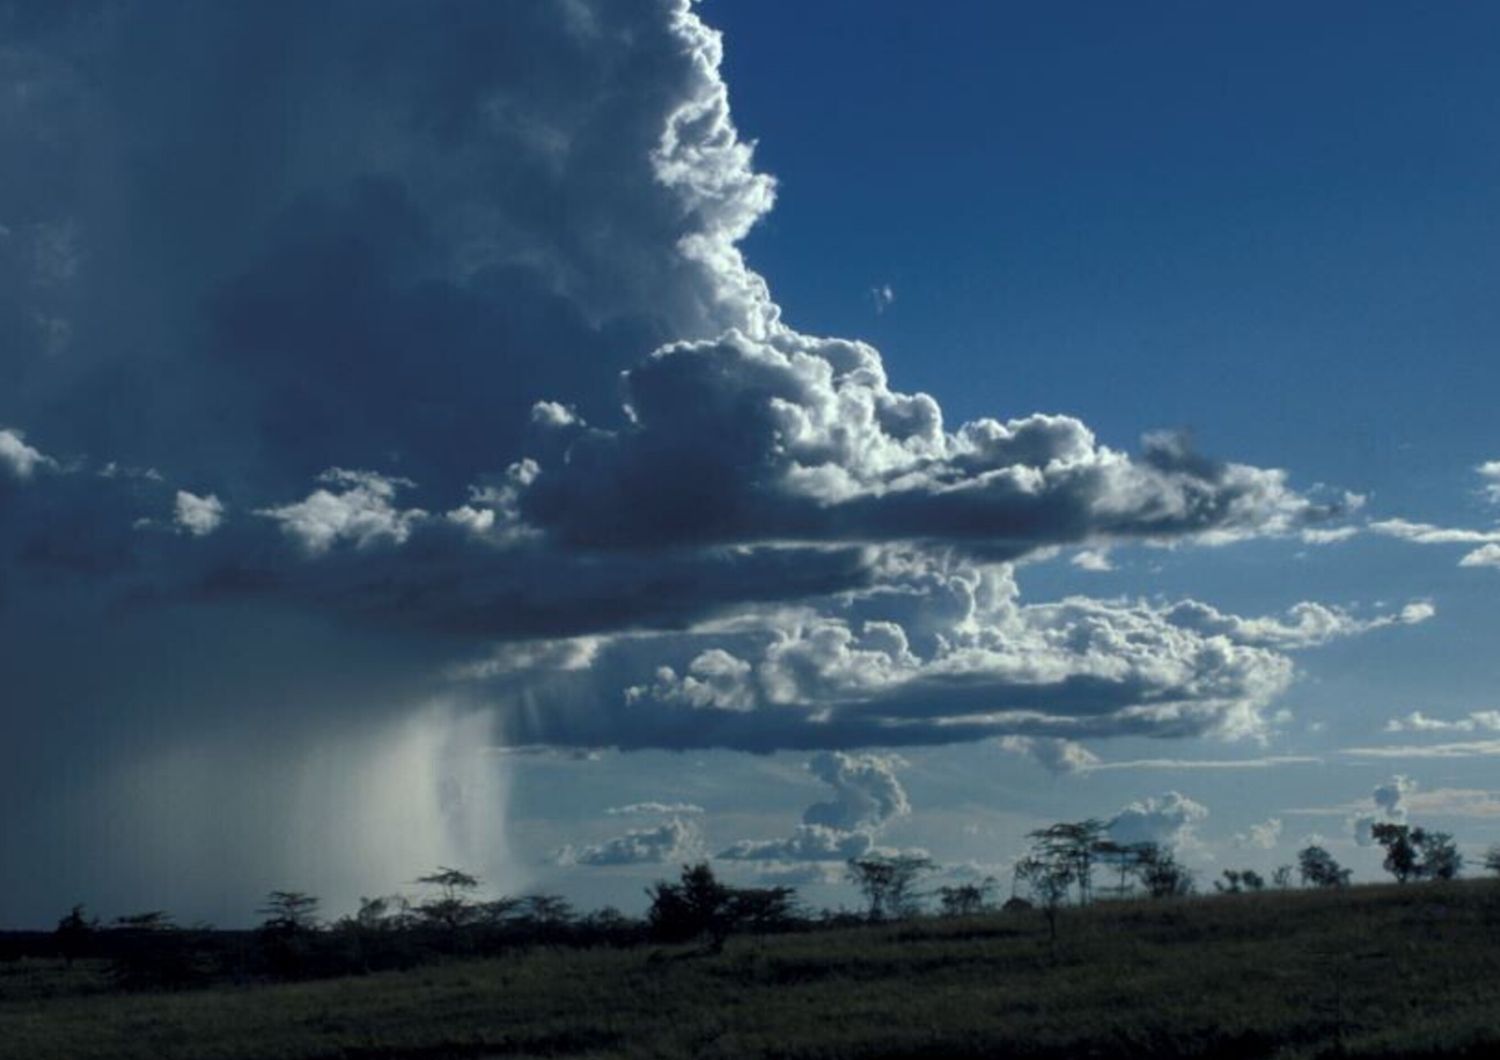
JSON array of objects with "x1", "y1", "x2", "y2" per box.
[{"x1": 2, "y1": 0, "x2": 1499, "y2": 926}]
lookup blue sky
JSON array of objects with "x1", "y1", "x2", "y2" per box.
[{"x1": 2, "y1": 1, "x2": 1499, "y2": 925}]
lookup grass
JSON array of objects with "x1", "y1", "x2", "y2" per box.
[{"x1": 5, "y1": 881, "x2": 1500, "y2": 1059}]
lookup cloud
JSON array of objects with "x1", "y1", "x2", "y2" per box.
[
  {"x1": 1106, "y1": 791, "x2": 1209, "y2": 849},
  {"x1": 1368, "y1": 518, "x2": 1500, "y2": 546},
  {"x1": 802, "y1": 751, "x2": 910, "y2": 832},
  {"x1": 717, "y1": 751, "x2": 908, "y2": 865},
  {"x1": 1234, "y1": 817, "x2": 1283, "y2": 850},
  {"x1": 1299, "y1": 527, "x2": 1360, "y2": 545},
  {"x1": 718, "y1": 823, "x2": 874, "y2": 863},
  {"x1": 556, "y1": 817, "x2": 701, "y2": 867},
  {"x1": 1477, "y1": 461, "x2": 1500, "y2": 505},
  {"x1": 1348, "y1": 774, "x2": 1414, "y2": 845},
  {"x1": 173, "y1": 491, "x2": 225, "y2": 538},
  {"x1": 0, "y1": 0, "x2": 1420, "y2": 923},
  {"x1": 1161, "y1": 598, "x2": 1434, "y2": 650},
  {"x1": 1384, "y1": 710, "x2": 1500, "y2": 734},
  {"x1": 604, "y1": 802, "x2": 705, "y2": 817},
  {"x1": 870, "y1": 284, "x2": 895, "y2": 314},
  {"x1": 1339, "y1": 739, "x2": 1500, "y2": 760},
  {"x1": 521, "y1": 343, "x2": 1339, "y2": 559},
  {"x1": 1070, "y1": 548, "x2": 1114, "y2": 572},
  {"x1": 0, "y1": 428, "x2": 53, "y2": 479},
  {"x1": 1459, "y1": 544, "x2": 1500, "y2": 569},
  {"x1": 590, "y1": 555, "x2": 1419, "y2": 751},
  {"x1": 256, "y1": 469, "x2": 426, "y2": 554},
  {"x1": 998, "y1": 736, "x2": 1100, "y2": 775},
  {"x1": 1083, "y1": 755, "x2": 1321, "y2": 772},
  {"x1": 1372, "y1": 775, "x2": 1414, "y2": 819},
  {"x1": 1370, "y1": 509, "x2": 1500, "y2": 570}
]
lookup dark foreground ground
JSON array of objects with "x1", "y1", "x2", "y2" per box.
[{"x1": 4, "y1": 881, "x2": 1500, "y2": 1059}]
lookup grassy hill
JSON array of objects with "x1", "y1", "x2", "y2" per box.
[{"x1": 5, "y1": 881, "x2": 1500, "y2": 1059}]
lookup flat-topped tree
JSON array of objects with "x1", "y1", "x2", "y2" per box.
[
  {"x1": 1027, "y1": 820, "x2": 1107, "y2": 905},
  {"x1": 416, "y1": 867, "x2": 482, "y2": 933}
]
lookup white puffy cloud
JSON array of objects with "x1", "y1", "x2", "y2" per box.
[
  {"x1": 530, "y1": 401, "x2": 581, "y2": 429},
  {"x1": 718, "y1": 823, "x2": 874, "y2": 863},
  {"x1": 802, "y1": 751, "x2": 910, "y2": 832},
  {"x1": 1106, "y1": 791, "x2": 1209, "y2": 849},
  {"x1": 173, "y1": 490, "x2": 225, "y2": 537},
  {"x1": 998, "y1": 736, "x2": 1100, "y2": 775},
  {"x1": 256, "y1": 469, "x2": 426, "y2": 554},
  {"x1": 1373, "y1": 775, "x2": 1414, "y2": 819},
  {"x1": 1234, "y1": 817, "x2": 1283, "y2": 850},
  {"x1": 718, "y1": 751, "x2": 908, "y2": 866},
  {"x1": 1162, "y1": 598, "x2": 1433, "y2": 650},
  {"x1": 1352, "y1": 774, "x2": 1414, "y2": 845},
  {"x1": 1459, "y1": 544, "x2": 1500, "y2": 570},
  {"x1": 597, "y1": 554, "x2": 1424, "y2": 750},
  {"x1": 1071, "y1": 549, "x2": 1114, "y2": 572},
  {"x1": 523, "y1": 333, "x2": 1339, "y2": 559},
  {"x1": 0, "y1": 428, "x2": 52, "y2": 479},
  {"x1": 1477, "y1": 461, "x2": 1500, "y2": 505},
  {"x1": 556, "y1": 816, "x2": 701, "y2": 867},
  {"x1": 1385, "y1": 709, "x2": 1500, "y2": 734}
]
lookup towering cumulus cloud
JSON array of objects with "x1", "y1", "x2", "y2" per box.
[{"x1": 0, "y1": 1, "x2": 1411, "y2": 922}]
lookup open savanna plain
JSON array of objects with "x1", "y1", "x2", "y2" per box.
[{"x1": 5, "y1": 882, "x2": 1500, "y2": 1060}]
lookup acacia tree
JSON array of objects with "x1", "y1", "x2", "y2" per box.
[
  {"x1": 416, "y1": 867, "x2": 482, "y2": 933},
  {"x1": 1371, "y1": 823, "x2": 1422, "y2": 883},
  {"x1": 846, "y1": 854, "x2": 935, "y2": 921},
  {"x1": 258, "y1": 891, "x2": 320, "y2": 934},
  {"x1": 1371, "y1": 824, "x2": 1462, "y2": 883},
  {"x1": 1484, "y1": 844, "x2": 1500, "y2": 877},
  {"x1": 1297, "y1": 845, "x2": 1351, "y2": 889},
  {"x1": 1215, "y1": 869, "x2": 1265, "y2": 894},
  {"x1": 1134, "y1": 844, "x2": 1194, "y2": 899},
  {"x1": 1418, "y1": 830, "x2": 1462, "y2": 881},
  {"x1": 54, "y1": 904, "x2": 98, "y2": 967},
  {"x1": 937, "y1": 879, "x2": 995, "y2": 917},
  {"x1": 1027, "y1": 820, "x2": 1107, "y2": 905},
  {"x1": 1014, "y1": 853, "x2": 1075, "y2": 944}
]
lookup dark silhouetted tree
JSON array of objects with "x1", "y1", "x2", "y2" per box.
[
  {"x1": 258, "y1": 890, "x2": 320, "y2": 933},
  {"x1": 113, "y1": 910, "x2": 175, "y2": 931},
  {"x1": 1014, "y1": 853, "x2": 1074, "y2": 945},
  {"x1": 1134, "y1": 844, "x2": 1195, "y2": 898},
  {"x1": 54, "y1": 904, "x2": 97, "y2": 966},
  {"x1": 416, "y1": 867, "x2": 482, "y2": 934},
  {"x1": 646, "y1": 862, "x2": 740, "y2": 948},
  {"x1": 846, "y1": 854, "x2": 935, "y2": 921},
  {"x1": 1027, "y1": 820, "x2": 1107, "y2": 905},
  {"x1": 1418, "y1": 830, "x2": 1462, "y2": 881},
  {"x1": 1371, "y1": 823, "x2": 1422, "y2": 883},
  {"x1": 1298, "y1": 845, "x2": 1351, "y2": 889},
  {"x1": 1272, "y1": 865, "x2": 1295, "y2": 889},
  {"x1": 1484, "y1": 844, "x2": 1500, "y2": 877},
  {"x1": 938, "y1": 879, "x2": 995, "y2": 917},
  {"x1": 1215, "y1": 869, "x2": 1265, "y2": 894}
]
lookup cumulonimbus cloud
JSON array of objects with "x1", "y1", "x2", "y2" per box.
[{"x1": 0, "y1": 0, "x2": 1420, "y2": 922}]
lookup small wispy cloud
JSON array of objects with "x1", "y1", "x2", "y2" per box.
[
  {"x1": 869, "y1": 283, "x2": 895, "y2": 314},
  {"x1": 1070, "y1": 548, "x2": 1114, "y2": 572},
  {"x1": 1339, "y1": 739, "x2": 1500, "y2": 760},
  {"x1": 1081, "y1": 755, "x2": 1322, "y2": 773},
  {"x1": 1384, "y1": 709, "x2": 1500, "y2": 734}
]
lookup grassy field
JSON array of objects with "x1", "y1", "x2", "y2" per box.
[{"x1": 5, "y1": 881, "x2": 1500, "y2": 1059}]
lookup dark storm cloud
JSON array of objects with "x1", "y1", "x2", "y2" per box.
[{"x1": 0, "y1": 0, "x2": 1403, "y2": 926}]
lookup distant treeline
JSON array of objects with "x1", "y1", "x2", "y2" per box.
[{"x1": 9, "y1": 823, "x2": 1496, "y2": 992}]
